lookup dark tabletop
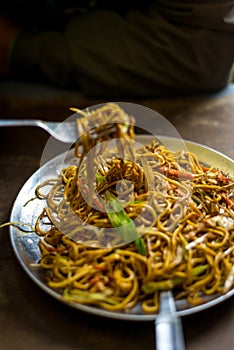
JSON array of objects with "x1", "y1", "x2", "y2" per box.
[{"x1": 0, "y1": 84, "x2": 234, "y2": 350}]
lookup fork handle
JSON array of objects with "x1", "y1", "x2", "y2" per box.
[
  {"x1": 155, "y1": 313, "x2": 186, "y2": 350},
  {"x1": 0, "y1": 119, "x2": 40, "y2": 127}
]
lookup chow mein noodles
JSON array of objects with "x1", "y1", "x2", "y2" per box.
[{"x1": 32, "y1": 103, "x2": 234, "y2": 313}]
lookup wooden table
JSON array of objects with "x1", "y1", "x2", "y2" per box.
[{"x1": 0, "y1": 83, "x2": 234, "y2": 350}]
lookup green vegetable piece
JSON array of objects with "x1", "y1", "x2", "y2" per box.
[
  {"x1": 104, "y1": 191, "x2": 147, "y2": 256},
  {"x1": 142, "y1": 265, "x2": 209, "y2": 294},
  {"x1": 64, "y1": 289, "x2": 118, "y2": 305},
  {"x1": 142, "y1": 277, "x2": 184, "y2": 294},
  {"x1": 191, "y1": 264, "x2": 208, "y2": 276},
  {"x1": 96, "y1": 172, "x2": 106, "y2": 185}
]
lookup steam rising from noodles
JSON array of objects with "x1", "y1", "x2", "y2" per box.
[{"x1": 34, "y1": 103, "x2": 234, "y2": 313}]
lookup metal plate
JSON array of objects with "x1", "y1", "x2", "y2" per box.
[{"x1": 9, "y1": 136, "x2": 234, "y2": 321}]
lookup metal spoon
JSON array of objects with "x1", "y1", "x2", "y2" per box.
[{"x1": 155, "y1": 290, "x2": 186, "y2": 350}]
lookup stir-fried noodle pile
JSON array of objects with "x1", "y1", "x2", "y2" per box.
[{"x1": 35, "y1": 103, "x2": 234, "y2": 313}]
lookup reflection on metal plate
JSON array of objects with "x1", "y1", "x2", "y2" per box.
[{"x1": 9, "y1": 136, "x2": 234, "y2": 321}]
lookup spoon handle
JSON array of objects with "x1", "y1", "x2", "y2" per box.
[{"x1": 155, "y1": 291, "x2": 186, "y2": 350}]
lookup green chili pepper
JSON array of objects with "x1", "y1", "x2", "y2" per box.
[{"x1": 104, "y1": 191, "x2": 147, "y2": 256}]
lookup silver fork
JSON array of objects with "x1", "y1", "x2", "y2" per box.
[{"x1": 0, "y1": 119, "x2": 116, "y2": 143}]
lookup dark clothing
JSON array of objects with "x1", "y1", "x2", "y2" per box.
[{"x1": 6, "y1": 0, "x2": 234, "y2": 97}]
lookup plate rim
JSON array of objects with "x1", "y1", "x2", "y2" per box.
[{"x1": 9, "y1": 135, "x2": 234, "y2": 321}]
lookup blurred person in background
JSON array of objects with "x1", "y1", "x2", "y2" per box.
[{"x1": 0, "y1": 0, "x2": 234, "y2": 98}]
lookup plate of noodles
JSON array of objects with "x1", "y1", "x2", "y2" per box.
[{"x1": 9, "y1": 103, "x2": 234, "y2": 321}]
